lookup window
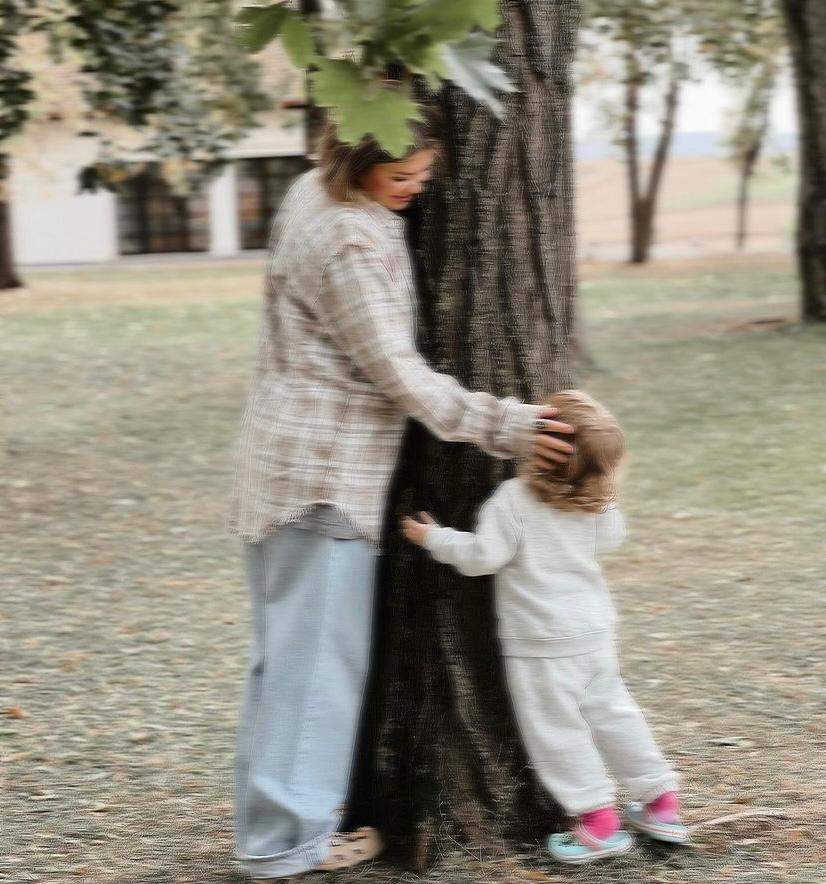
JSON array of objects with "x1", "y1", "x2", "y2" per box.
[
  {"x1": 237, "y1": 155, "x2": 309, "y2": 250},
  {"x1": 116, "y1": 167, "x2": 209, "y2": 255}
]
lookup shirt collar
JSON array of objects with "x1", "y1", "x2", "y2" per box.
[{"x1": 354, "y1": 191, "x2": 406, "y2": 236}]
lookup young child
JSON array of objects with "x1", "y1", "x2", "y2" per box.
[{"x1": 401, "y1": 389, "x2": 687, "y2": 864}]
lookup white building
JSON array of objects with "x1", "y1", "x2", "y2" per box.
[{"x1": 9, "y1": 42, "x2": 308, "y2": 266}]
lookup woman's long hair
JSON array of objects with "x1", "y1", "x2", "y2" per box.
[{"x1": 521, "y1": 389, "x2": 625, "y2": 513}]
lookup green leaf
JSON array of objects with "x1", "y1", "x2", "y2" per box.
[
  {"x1": 387, "y1": 32, "x2": 446, "y2": 87},
  {"x1": 310, "y1": 58, "x2": 422, "y2": 157},
  {"x1": 440, "y1": 33, "x2": 516, "y2": 119},
  {"x1": 236, "y1": 4, "x2": 290, "y2": 53},
  {"x1": 409, "y1": 0, "x2": 502, "y2": 42},
  {"x1": 235, "y1": 5, "x2": 268, "y2": 24},
  {"x1": 351, "y1": 0, "x2": 389, "y2": 20},
  {"x1": 280, "y1": 11, "x2": 317, "y2": 67}
]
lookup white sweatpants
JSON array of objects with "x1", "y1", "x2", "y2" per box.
[{"x1": 504, "y1": 643, "x2": 677, "y2": 815}]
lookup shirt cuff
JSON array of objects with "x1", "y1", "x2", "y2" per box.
[
  {"x1": 496, "y1": 402, "x2": 543, "y2": 459},
  {"x1": 422, "y1": 525, "x2": 452, "y2": 557}
]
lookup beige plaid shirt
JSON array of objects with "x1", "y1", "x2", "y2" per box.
[{"x1": 228, "y1": 169, "x2": 541, "y2": 545}]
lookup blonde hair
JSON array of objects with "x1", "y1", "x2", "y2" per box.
[
  {"x1": 521, "y1": 389, "x2": 625, "y2": 513},
  {"x1": 318, "y1": 104, "x2": 442, "y2": 203}
]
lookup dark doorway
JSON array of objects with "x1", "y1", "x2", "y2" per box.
[
  {"x1": 237, "y1": 155, "x2": 309, "y2": 250},
  {"x1": 116, "y1": 167, "x2": 209, "y2": 255}
]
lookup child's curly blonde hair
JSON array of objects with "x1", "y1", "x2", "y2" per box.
[{"x1": 521, "y1": 389, "x2": 625, "y2": 513}]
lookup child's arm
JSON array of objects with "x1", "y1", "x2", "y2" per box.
[
  {"x1": 596, "y1": 506, "x2": 626, "y2": 554},
  {"x1": 401, "y1": 486, "x2": 522, "y2": 577}
]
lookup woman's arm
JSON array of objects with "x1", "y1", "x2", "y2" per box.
[{"x1": 320, "y1": 242, "x2": 572, "y2": 461}]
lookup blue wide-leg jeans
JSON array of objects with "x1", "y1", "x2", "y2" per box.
[{"x1": 234, "y1": 526, "x2": 378, "y2": 879}]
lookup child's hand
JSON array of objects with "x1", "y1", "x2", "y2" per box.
[{"x1": 401, "y1": 512, "x2": 439, "y2": 547}]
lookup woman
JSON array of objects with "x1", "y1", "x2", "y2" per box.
[{"x1": 228, "y1": 120, "x2": 574, "y2": 881}]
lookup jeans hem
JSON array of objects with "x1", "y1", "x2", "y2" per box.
[{"x1": 238, "y1": 832, "x2": 332, "y2": 879}]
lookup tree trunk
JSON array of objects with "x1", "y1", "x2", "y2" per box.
[
  {"x1": 623, "y1": 57, "x2": 645, "y2": 263},
  {"x1": 348, "y1": 0, "x2": 578, "y2": 870},
  {"x1": 0, "y1": 158, "x2": 22, "y2": 290},
  {"x1": 736, "y1": 145, "x2": 761, "y2": 251},
  {"x1": 299, "y1": 0, "x2": 325, "y2": 156},
  {"x1": 627, "y1": 74, "x2": 679, "y2": 265},
  {"x1": 736, "y1": 162, "x2": 751, "y2": 251},
  {"x1": 782, "y1": 0, "x2": 826, "y2": 321},
  {"x1": 645, "y1": 75, "x2": 680, "y2": 215},
  {"x1": 630, "y1": 197, "x2": 655, "y2": 264},
  {"x1": 734, "y1": 65, "x2": 773, "y2": 252}
]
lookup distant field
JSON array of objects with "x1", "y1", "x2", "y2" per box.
[{"x1": 577, "y1": 156, "x2": 797, "y2": 261}]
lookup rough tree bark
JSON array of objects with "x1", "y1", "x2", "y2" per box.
[
  {"x1": 348, "y1": 0, "x2": 579, "y2": 870},
  {"x1": 781, "y1": 0, "x2": 826, "y2": 321}
]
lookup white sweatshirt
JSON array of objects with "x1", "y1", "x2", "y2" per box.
[{"x1": 422, "y1": 477, "x2": 626, "y2": 658}]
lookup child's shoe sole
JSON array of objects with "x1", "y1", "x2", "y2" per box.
[
  {"x1": 547, "y1": 828, "x2": 633, "y2": 864},
  {"x1": 626, "y1": 803, "x2": 690, "y2": 844}
]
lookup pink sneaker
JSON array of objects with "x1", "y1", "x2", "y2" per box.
[{"x1": 626, "y1": 795, "x2": 689, "y2": 844}]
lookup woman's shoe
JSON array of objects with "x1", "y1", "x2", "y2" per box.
[
  {"x1": 316, "y1": 826, "x2": 384, "y2": 870},
  {"x1": 547, "y1": 826, "x2": 633, "y2": 864},
  {"x1": 252, "y1": 828, "x2": 383, "y2": 881},
  {"x1": 625, "y1": 802, "x2": 690, "y2": 844}
]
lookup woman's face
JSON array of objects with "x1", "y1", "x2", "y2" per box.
[{"x1": 359, "y1": 149, "x2": 436, "y2": 212}]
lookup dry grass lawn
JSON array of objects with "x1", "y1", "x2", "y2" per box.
[{"x1": 1, "y1": 254, "x2": 824, "y2": 883}]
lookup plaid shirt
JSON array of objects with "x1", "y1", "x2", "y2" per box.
[{"x1": 228, "y1": 169, "x2": 540, "y2": 545}]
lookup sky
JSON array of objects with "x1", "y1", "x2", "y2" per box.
[{"x1": 574, "y1": 66, "x2": 797, "y2": 146}]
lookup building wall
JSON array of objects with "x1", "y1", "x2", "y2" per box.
[
  {"x1": 10, "y1": 126, "x2": 119, "y2": 265},
  {"x1": 9, "y1": 110, "x2": 306, "y2": 266}
]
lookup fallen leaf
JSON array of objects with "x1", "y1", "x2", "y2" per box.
[{"x1": 3, "y1": 706, "x2": 27, "y2": 719}]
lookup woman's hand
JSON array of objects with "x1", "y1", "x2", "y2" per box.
[
  {"x1": 401, "y1": 512, "x2": 439, "y2": 547},
  {"x1": 531, "y1": 406, "x2": 576, "y2": 468}
]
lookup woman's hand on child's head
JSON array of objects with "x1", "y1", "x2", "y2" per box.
[
  {"x1": 401, "y1": 512, "x2": 438, "y2": 547},
  {"x1": 532, "y1": 406, "x2": 576, "y2": 467}
]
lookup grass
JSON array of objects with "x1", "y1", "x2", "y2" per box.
[
  {"x1": 1, "y1": 255, "x2": 824, "y2": 884},
  {"x1": 661, "y1": 164, "x2": 797, "y2": 212}
]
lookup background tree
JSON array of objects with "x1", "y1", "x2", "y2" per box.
[
  {"x1": 697, "y1": 0, "x2": 786, "y2": 250},
  {"x1": 357, "y1": 1, "x2": 579, "y2": 865},
  {"x1": 0, "y1": 1, "x2": 35, "y2": 289},
  {"x1": 239, "y1": 0, "x2": 578, "y2": 868},
  {"x1": 726, "y1": 61, "x2": 782, "y2": 251},
  {"x1": 56, "y1": 0, "x2": 268, "y2": 192},
  {"x1": 581, "y1": 0, "x2": 692, "y2": 264},
  {"x1": 357, "y1": 14, "x2": 578, "y2": 862},
  {"x1": 0, "y1": 0, "x2": 266, "y2": 290},
  {"x1": 780, "y1": 0, "x2": 826, "y2": 321}
]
